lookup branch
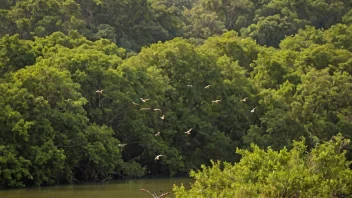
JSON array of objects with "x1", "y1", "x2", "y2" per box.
[
  {"x1": 106, "y1": 111, "x2": 124, "y2": 125},
  {"x1": 140, "y1": 189, "x2": 171, "y2": 198},
  {"x1": 140, "y1": 189, "x2": 157, "y2": 198},
  {"x1": 158, "y1": 192, "x2": 171, "y2": 198}
]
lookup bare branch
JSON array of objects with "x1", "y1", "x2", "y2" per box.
[
  {"x1": 158, "y1": 192, "x2": 171, "y2": 198},
  {"x1": 140, "y1": 189, "x2": 171, "y2": 198},
  {"x1": 140, "y1": 189, "x2": 157, "y2": 198}
]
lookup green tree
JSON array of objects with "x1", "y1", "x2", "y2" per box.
[
  {"x1": 174, "y1": 134, "x2": 352, "y2": 197},
  {"x1": 292, "y1": 68, "x2": 352, "y2": 143},
  {"x1": 119, "y1": 37, "x2": 257, "y2": 174},
  {"x1": 201, "y1": 0, "x2": 255, "y2": 30},
  {"x1": 199, "y1": 31, "x2": 262, "y2": 71},
  {"x1": 0, "y1": 34, "x2": 37, "y2": 78},
  {"x1": 0, "y1": 54, "x2": 125, "y2": 186},
  {"x1": 1, "y1": 0, "x2": 85, "y2": 39},
  {"x1": 182, "y1": 5, "x2": 226, "y2": 39}
]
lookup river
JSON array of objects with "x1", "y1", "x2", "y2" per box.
[{"x1": 0, "y1": 178, "x2": 193, "y2": 198}]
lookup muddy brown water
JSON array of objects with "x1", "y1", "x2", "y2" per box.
[{"x1": 0, "y1": 178, "x2": 193, "y2": 198}]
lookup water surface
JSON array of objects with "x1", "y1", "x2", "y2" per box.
[{"x1": 0, "y1": 178, "x2": 193, "y2": 198}]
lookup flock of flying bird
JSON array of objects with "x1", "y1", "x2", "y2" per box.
[{"x1": 95, "y1": 84, "x2": 257, "y2": 162}]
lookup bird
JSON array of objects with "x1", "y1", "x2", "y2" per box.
[
  {"x1": 132, "y1": 102, "x2": 139, "y2": 106},
  {"x1": 96, "y1": 90, "x2": 103, "y2": 94},
  {"x1": 155, "y1": 155, "x2": 164, "y2": 161},
  {"x1": 155, "y1": 132, "x2": 160, "y2": 136},
  {"x1": 185, "y1": 128, "x2": 192, "y2": 135},
  {"x1": 187, "y1": 85, "x2": 193, "y2": 87},
  {"x1": 140, "y1": 108, "x2": 151, "y2": 111},
  {"x1": 117, "y1": 143, "x2": 127, "y2": 148},
  {"x1": 160, "y1": 115, "x2": 165, "y2": 120},
  {"x1": 251, "y1": 107, "x2": 257, "y2": 113},
  {"x1": 153, "y1": 108, "x2": 162, "y2": 112},
  {"x1": 140, "y1": 98, "x2": 149, "y2": 102},
  {"x1": 240, "y1": 97, "x2": 248, "y2": 102},
  {"x1": 205, "y1": 85, "x2": 211, "y2": 89},
  {"x1": 212, "y1": 100, "x2": 221, "y2": 104}
]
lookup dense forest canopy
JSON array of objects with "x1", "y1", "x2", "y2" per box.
[
  {"x1": 0, "y1": 0, "x2": 352, "y2": 195},
  {"x1": 1, "y1": 0, "x2": 351, "y2": 51}
]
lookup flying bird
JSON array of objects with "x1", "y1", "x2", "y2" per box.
[
  {"x1": 96, "y1": 90, "x2": 103, "y2": 94},
  {"x1": 132, "y1": 102, "x2": 139, "y2": 106},
  {"x1": 140, "y1": 108, "x2": 151, "y2": 111},
  {"x1": 212, "y1": 100, "x2": 221, "y2": 104},
  {"x1": 160, "y1": 115, "x2": 165, "y2": 120},
  {"x1": 155, "y1": 155, "x2": 164, "y2": 161},
  {"x1": 153, "y1": 108, "x2": 162, "y2": 112},
  {"x1": 140, "y1": 98, "x2": 149, "y2": 102},
  {"x1": 187, "y1": 85, "x2": 193, "y2": 87},
  {"x1": 205, "y1": 85, "x2": 211, "y2": 89},
  {"x1": 185, "y1": 128, "x2": 192, "y2": 135},
  {"x1": 155, "y1": 132, "x2": 160, "y2": 136},
  {"x1": 240, "y1": 97, "x2": 248, "y2": 102},
  {"x1": 117, "y1": 143, "x2": 127, "y2": 148},
  {"x1": 251, "y1": 107, "x2": 257, "y2": 113}
]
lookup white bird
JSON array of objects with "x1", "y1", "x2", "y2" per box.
[
  {"x1": 251, "y1": 107, "x2": 257, "y2": 113},
  {"x1": 205, "y1": 85, "x2": 211, "y2": 89},
  {"x1": 117, "y1": 143, "x2": 127, "y2": 148},
  {"x1": 187, "y1": 85, "x2": 193, "y2": 87},
  {"x1": 153, "y1": 108, "x2": 162, "y2": 112},
  {"x1": 185, "y1": 128, "x2": 192, "y2": 135},
  {"x1": 155, "y1": 132, "x2": 160, "y2": 136},
  {"x1": 212, "y1": 100, "x2": 221, "y2": 104},
  {"x1": 96, "y1": 90, "x2": 103, "y2": 94},
  {"x1": 240, "y1": 97, "x2": 248, "y2": 102},
  {"x1": 155, "y1": 155, "x2": 164, "y2": 161},
  {"x1": 160, "y1": 115, "x2": 165, "y2": 120},
  {"x1": 140, "y1": 98, "x2": 149, "y2": 102},
  {"x1": 132, "y1": 102, "x2": 139, "y2": 106},
  {"x1": 140, "y1": 108, "x2": 151, "y2": 111}
]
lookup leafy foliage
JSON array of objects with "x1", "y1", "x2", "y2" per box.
[
  {"x1": 174, "y1": 134, "x2": 352, "y2": 197},
  {"x1": 0, "y1": 0, "x2": 352, "y2": 190}
]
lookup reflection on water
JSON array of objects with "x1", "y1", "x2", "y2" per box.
[{"x1": 0, "y1": 178, "x2": 193, "y2": 198}]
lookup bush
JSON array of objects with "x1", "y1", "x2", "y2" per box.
[{"x1": 173, "y1": 134, "x2": 352, "y2": 198}]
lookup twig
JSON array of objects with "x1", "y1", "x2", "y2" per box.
[
  {"x1": 140, "y1": 189, "x2": 157, "y2": 197},
  {"x1": 158, "y1": 192, "x2": 171, "y2": 198},
  {"x1": 140, "y1": 189, "x2": 171, "y2": 198}
]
